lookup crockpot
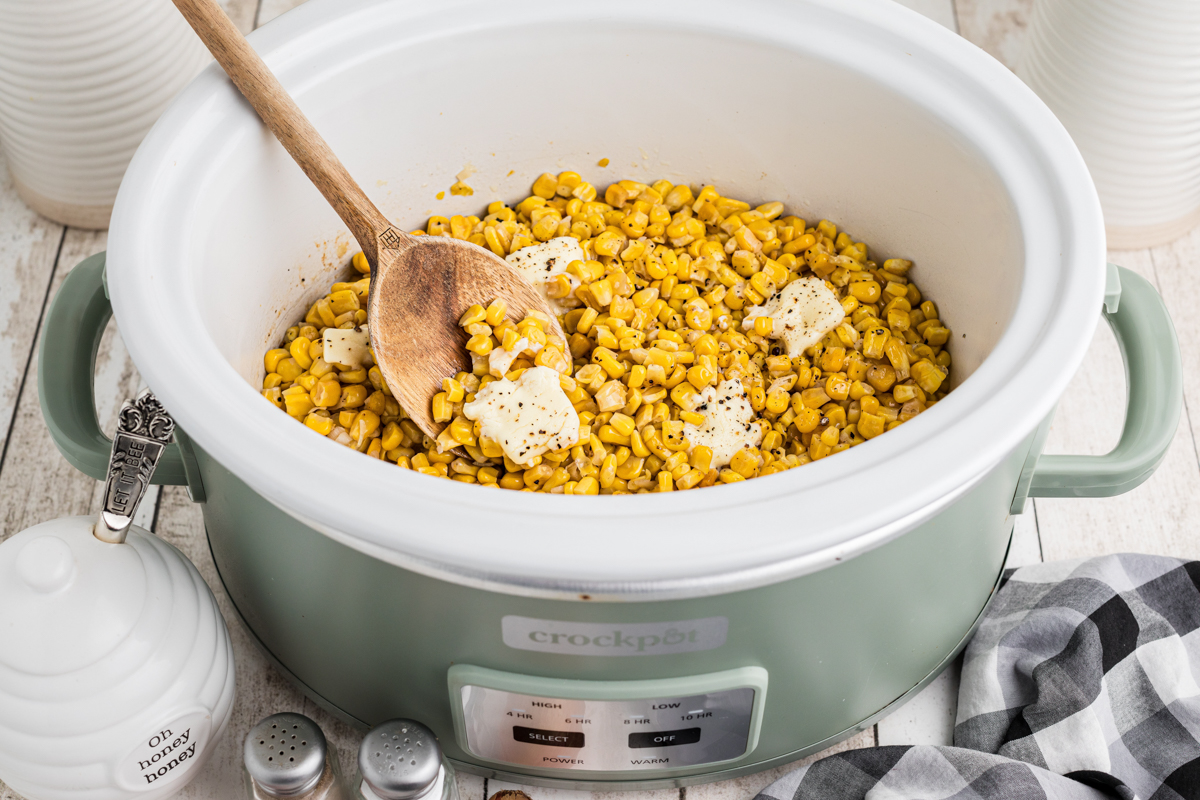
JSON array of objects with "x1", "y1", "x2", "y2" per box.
[{"x1": 40, "y1": 0, "x2": 1182, "y2": 790}]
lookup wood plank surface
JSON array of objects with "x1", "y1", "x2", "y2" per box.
[
  {"x1": 952, "y1": 0, "x2": 1033, "y2": 69},
  {"x1": 1152, "y1": 224, "x2": 1200, "y2": 480},
  {"x1": 895, "y1": 0, "x2": 958, "y2": 29},
  {"x1": 256, "y1": 0, "x2": 307, "y2": 27},
  {"x1": 0, "y1": 229, "x2": 139, "y2": 541},
  {"x1": 219, "y1": 0, "x2": 260, "y2": 33},
  {"x1": 0, "y1": 162, "x2": 63, "y2": 469}
]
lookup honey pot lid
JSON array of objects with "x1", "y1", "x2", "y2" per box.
[
  {"x1": 0, "y1": 391, "x2": 176, "y2": 677},
  {"x1": 0, "y1": 516, "x2": 148, "y2": 675}
]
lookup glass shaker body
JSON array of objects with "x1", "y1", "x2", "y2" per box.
[
  {"x1": 352, "y1": 757, "x2": 457, "y2": 800},
  {"x1": 244, "y1": 712, "x2": 353, "y2": 800},
  {"x1": 352, "y1": 720, "x2": 458, "y2": 800}
]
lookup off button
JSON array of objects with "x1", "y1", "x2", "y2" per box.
[{"x1": 628, "y1": 728, "x2": 701, "y2": 749}]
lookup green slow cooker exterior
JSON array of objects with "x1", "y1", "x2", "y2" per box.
[{"x1": 194, "y1": 438, "x2": 1021, "y2": 788}]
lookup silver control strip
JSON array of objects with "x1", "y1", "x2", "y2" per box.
[{"x1": 458, "y1": 684, "x2": 756, "y2": 771}]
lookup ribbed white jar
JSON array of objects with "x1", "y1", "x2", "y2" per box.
[
  {"x1": 0, "y1": 0, "x2": 210, "y2": 229},
  {"x1": 1019, "y1": 0, "x2": 1200, "y2": 248}
]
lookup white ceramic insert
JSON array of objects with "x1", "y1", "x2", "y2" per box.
[{"x1": 106, "y1": 0, "x2": 1104, "y2": 595}]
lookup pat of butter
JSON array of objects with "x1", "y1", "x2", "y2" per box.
[
  {"x1": 743, "y1": 277, "x2": 844, "y2": 357},
  {"x1": 322, "y1": 326, "x2": 371, "y2": 369},
  {"x1": 463, "y1": 366, "x2": 580, "y2": 466},
  {"x1": 488, "y1": 337, "x2": 528, "y2": 378},
  {"x1": 506, "y1": 237, "x2": 584, "y2": 312},
  {"x1": 684, "y1": 378, "x2": 764, "y2": 469}
]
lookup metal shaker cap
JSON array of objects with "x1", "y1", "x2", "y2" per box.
[
  {"x1": 358, "y1": 719, "x2": 443, "y2": 800},
  {"x1": 245, "y1": 713, "x2": 327, "y2": 797}
]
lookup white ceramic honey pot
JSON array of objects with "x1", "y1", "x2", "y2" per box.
[{"x1": 0, "y1": 392, "x2": 235, "y2": 800}]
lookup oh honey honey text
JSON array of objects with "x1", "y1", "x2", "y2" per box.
[{"x1": 138, "y1": 727, "x2": 196, "y2": 784}]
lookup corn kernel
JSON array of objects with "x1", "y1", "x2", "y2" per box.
[{"x1": 483, "y1": 298, "x2": 507, "y2": 326}]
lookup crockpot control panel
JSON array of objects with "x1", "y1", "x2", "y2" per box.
[{"x1": 447, "y1": 665, "x2": 767, "y2": 773}]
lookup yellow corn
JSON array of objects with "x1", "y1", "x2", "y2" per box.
[
  {"x1": 264, "y1": 348, "x2": 290, "y2": 373},
  {"x1": 432, "y1": 392, "x2": 452, "y2": 423},
  {"x1": 466, "y1": 334, "x2": 493, "y2": 355},
  {"x1": 449, "y1": 416, "x2": 476, "y2": 445},
  {"x1": 339, "y1": 384, "x2": 367, "y2": 409},
  {"x1": 282, "y1": 386, "x2": 314, "y2": 418},
  {"x1": 264, "y1": 173, "x2": 951, "y2": 492},
  {"x1": 858, "y1": 412, "x2": 885, "y2": 439},
  {"x1": 912, "y1": 360, "x2": 946, "y2": 393},
  {"x1": 311, "y1": 379, "x2": 341, "y2": 408},
  {"x1": 728, "y1": 449, "x2": 757, "y2": 478},
  {"x1": 862, "y1": 326, "x2": 890, "y2": 359}
]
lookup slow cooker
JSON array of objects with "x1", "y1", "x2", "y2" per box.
[{"x1": 39, "y1": 0, "x2": 1182, "y2": 790}]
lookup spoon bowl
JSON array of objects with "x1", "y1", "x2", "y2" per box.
[{"x1": 368, "y1": 231, "x2": 565, "y2": 436}]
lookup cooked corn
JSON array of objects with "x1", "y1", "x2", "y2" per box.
[{"x1": 262, "y1": 170, "x2": 953, "y2": 492}]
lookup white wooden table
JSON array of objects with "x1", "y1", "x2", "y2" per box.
[{"x1": 2, "y1": 1, "x2": 1198, "y2": 798}]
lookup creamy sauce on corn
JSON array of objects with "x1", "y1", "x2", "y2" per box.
[
  {"x1": 742, "y1": 277, "x2": 844, "y2": 357},
  {"x1": 506, "y1": 237, "x2": 584, "y2": 313},
  {"x1": 684, "y1": 378, "x2": 764, "y2": 469},
  {"x1": 463, "y1": 366, "x2": 580, "y2": 466},
  {"x1": 322, "y1": 326, "x2": 371, "y2": 369}
]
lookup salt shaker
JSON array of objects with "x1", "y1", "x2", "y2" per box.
[
  {"x1": 244, "y1": 713, "x2": 351, "y2": 800},
  {"x1": 0, "y1": 391, "x2": 235, "y2": 800},
  {"x1": 353, "y1": 720, "x2": 458, "y2": 800}
]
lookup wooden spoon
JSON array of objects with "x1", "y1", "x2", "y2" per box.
[{"x1": 171, "y1": 0, "x2": 565, "y2": 438}]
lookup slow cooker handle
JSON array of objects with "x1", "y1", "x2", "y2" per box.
[
  {"x1": 39, "y1": 253, "x2": 194, "y2": 487},
  {"x1": 1026, "y1": 264, "x2": 1182, "y2": 498}
]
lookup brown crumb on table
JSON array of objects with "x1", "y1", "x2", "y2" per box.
[{"x1": 490, "y1": 792, "x2": 533, "y2": 800}]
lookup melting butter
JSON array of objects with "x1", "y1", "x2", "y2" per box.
[
  {"x1": 506, "y1": 237, "x2": 584, "y2": 313},
  {"x1": 742, "y1": 277, "x2": 844, "y2": 356},
  {"x1": 684, "y1": 378, "x2": 764, "y2": 469},
  {"x1": 463, "y1": 366, "x2": 580, "y2": 466},
  {"x1": 488, "y1": 337, "x2": 528, "y2": 378},
  {"x1": 322, "y1": 326, "x2": 371, "y2": 369}
]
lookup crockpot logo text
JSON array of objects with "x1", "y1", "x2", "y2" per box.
[
  {"x1": 528, "y1": 628, "x2": 701, "y2": 652},
  {"x1": 502, "y1": 616, "x2": 728, "y2": 657}
]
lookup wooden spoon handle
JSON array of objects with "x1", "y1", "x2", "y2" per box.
[{"x1": 170, "y1": 0, "x2": 397, "y2": 264}]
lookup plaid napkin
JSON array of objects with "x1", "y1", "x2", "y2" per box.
[{"x1": 754, "y1": 555, "x2": 1200, "y2": 800}]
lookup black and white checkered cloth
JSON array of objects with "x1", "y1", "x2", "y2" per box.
[{"x1": 754, "y1": 555, "x2": 1200, "y2": 800}]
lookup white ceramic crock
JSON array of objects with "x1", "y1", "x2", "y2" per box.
[{"x1": 105, "y1": 0, "x2": 1110, "y2": 597}]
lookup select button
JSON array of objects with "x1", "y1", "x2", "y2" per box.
[
  {"x1": 514, "y1": 726, "x2": 585, "y2": 748},
  {"x1": 629, "y1": 728, "x2": 702, "y2": 749}
]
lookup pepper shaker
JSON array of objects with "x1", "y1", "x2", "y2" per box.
[
  {"x1": 352, "y1": 720, "x2": 458, "y2": 800},
  {"x1": 0, "y1": 391, "x2": 235, "y2": 800},
  {"x1": 244, "y1": 713, "x2": 351, "y2": 800}
]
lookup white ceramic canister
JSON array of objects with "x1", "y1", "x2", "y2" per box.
[
  {"x1": 0, "y1": 0, "x2": 211, "y2": 229},
  {"x1": 0, "y1": 392, "x2": 235, "y2": 800},
  {"x1": 1019, "y1": 0, "x2": 1200, "y2": 249}
]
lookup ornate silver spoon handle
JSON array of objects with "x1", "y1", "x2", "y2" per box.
[{"x1": 94, "y1": 390, "x2": 176, "y2": 544}]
